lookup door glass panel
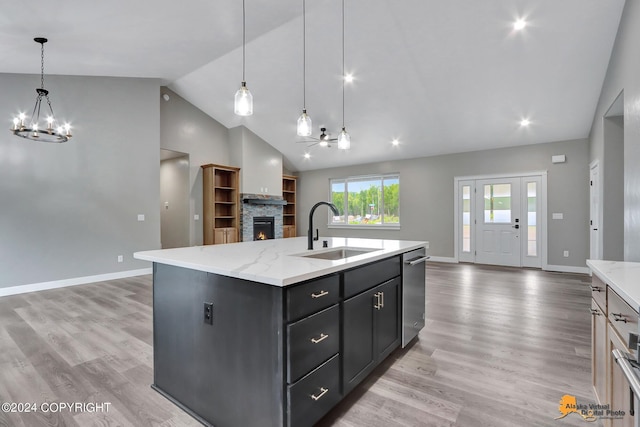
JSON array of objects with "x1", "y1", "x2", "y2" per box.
[
  {"x1": 462, "y1": 185, "x2": 471, "y2": 252},
  {"x1": 483, "y1": 184, "x2": 511, "y2": 223},
  {"x1": 527, "y1": 182, "x2": 537, "y2": 256}
]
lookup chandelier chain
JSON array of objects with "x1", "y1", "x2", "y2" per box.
[{"x1": 40, "y1": 41, "x2": 45, "y2": 90}]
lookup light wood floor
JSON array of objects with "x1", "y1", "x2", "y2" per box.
[{"x1": 0, "y1": 263, "x2": 600, "y2": 427}]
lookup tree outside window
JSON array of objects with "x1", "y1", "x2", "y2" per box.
[{"x1": 330, "y1": 175, "x2": 400, "y2": 226}]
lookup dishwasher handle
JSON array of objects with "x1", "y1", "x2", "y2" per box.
[
  {"x1": 405, "y1": 256, "x2": 430, "y2": 266},
  {"x1": 613, "y1": 349, "x2": 640, "y2": 398}
]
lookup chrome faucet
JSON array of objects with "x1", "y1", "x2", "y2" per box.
[{"x1": 308, "y1": 201, "x2": 339, "y2": 250}]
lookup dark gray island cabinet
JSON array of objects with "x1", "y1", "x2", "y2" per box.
[{"x1": 151, "y1": 254, "x2": 405, "y2": 427}]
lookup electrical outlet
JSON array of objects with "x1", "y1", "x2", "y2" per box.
[
  {"x1": 203, "y1": 302, "x2": 213, "y2": 325},
  {"x1": 563, "y1": 250, "x2": 569, "y2": 257},
  {"x1": 117, "y1": 255, "x2": 123, "y2": 263},
  {"x1": 194, "y1": 214, "x2": 200, "y2": 221}
]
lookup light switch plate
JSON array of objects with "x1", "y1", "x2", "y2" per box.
[
  {"x1": 552, "y1": 213, "x2": 563, "y2": 220},
  {"x1": 194, "y1": 214, "x2": 200, "y2": 221},
  {"x1": 137, "y1": 214, "x2": 145, "y2": 221}
]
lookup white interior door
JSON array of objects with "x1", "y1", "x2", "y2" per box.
[
  {"x1": 475, "y1": 178, "x2": 521, "y2": 266},
  {"x1": 590, "y1": 162, "x2": 601, "y2": 260}
]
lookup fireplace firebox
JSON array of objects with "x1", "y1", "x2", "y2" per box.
[{"x1": 253, "y1": 217, "x2": 275, "y2": 240}]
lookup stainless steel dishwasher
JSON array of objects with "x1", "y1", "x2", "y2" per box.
[{"x1": 402, "y1": 247, "x2": 428, "y2": 347}]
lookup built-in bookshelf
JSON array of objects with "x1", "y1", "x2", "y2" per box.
[
  {"x1": 282, "y1": 175, "x2": 297, "y2": 238},
  {"x1": 202, "y1": 164, "x2": 240, "y2": 244}
]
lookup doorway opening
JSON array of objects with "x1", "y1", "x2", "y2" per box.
[
  {"x1": 160, "y1": 149, "x2": 190, "y2": 249},
  {"x1": 455, "y1": 172, "x2": 547, "y2": 268}
]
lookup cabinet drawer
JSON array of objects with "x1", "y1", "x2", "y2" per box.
[
  {"x1": 344, "y1": 256, "x2": 401, "y2": 298},
  {"x1": 286, "y1": 275, "x2": 340, "y2": 322},
  {"x1": 607, "y1": 287, "x2": 638, "y2": 351},
  {"x1": 287, "y1": 305, "x2": 339, "y2": 384},
  {"x1": 591, "y1": 274, "x2": 606, "y2": 313},
  {"x1": 288, "y1": 354, "x2": 340, "y2": 427}
]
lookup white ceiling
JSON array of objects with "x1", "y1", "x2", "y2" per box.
[{"x1": 1, "y1": 0, "x2": 625, "y2": 172}]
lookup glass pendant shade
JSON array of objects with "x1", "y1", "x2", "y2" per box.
[
  {"x1": 234, "y1": 82, "x2": 253, "y2": 116},
  {"x1": 297, "y1": 109, "x2": 312, "y2": 136},
  {"x1": 337, "y1": 127, "x2": 350, "y2": 150}
]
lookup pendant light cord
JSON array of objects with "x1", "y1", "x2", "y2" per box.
[
  {"x1": 242, "y1": 0, "x2": 246, "y2": 82},
  {"x1": 303, "y1": 0, "x2": 307, "y2": 110},
  {"x1": 341, "y1": 0, "x2": 345, "y2": 128},
  {"x1": 40, "y1": 42, "x2": 45, "y2": 89}
]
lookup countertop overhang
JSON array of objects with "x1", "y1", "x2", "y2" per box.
[
  {"x1": 587, "y1": 259, "x2": 640, "y2": 311},
  {"x1": 134, "y1": 237, "x2": 427, "y2": 287}
]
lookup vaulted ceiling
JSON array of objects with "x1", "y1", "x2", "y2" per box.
[{"x1": 1, "y1": 0, "x2": 626, "y2": 171}]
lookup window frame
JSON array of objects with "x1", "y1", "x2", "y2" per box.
[{"x1": 328, "y1": 173, "x2": 401, "y2": 230}]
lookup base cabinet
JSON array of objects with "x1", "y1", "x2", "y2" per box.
[
  {"x1": 592, "y1": 299, "x2": 607, "y2": 404},
  {"x1": 608, "y1": 324, "x2": 634, "y2": 427},
  {"x1": 152, "y1": 254, "x2": 409, "y2": 427}
]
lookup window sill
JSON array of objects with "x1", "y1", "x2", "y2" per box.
[{"x1": 328, "y1": 224, "x2": 401, "y2": 231}]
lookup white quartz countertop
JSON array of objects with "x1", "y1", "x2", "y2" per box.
[
  {"x1": 587, "y1": 260, "x2": 640, "y2": 311},
  {"x1": 134, "y1": 237, "x2": 427, "y2": 287}
]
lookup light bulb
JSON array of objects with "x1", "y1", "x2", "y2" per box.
[
  {"x1": 319, "y1": 140, "x2": 328, "y2": 147},
  {"x1": 46, "y1": 116, "x2": 54, "y2": 131},
  {"x1": 514, "y1": 19, "x2": 526, "y2": 31},
  {"x1": 12, "y1": 117, "x2": 19, "y2": 130},
  {"x1": 337, "y1": 128, "x2": 350, "y2": 150},
  {"x1": 64, "y1": 123, "x2": 72, "y2": 137},
  {"x1": 234, "y1": 82, "x2": 253, "y2": 116},
  {"x1": 297, "y1": 110, "x2": 312, "y2": 136}
]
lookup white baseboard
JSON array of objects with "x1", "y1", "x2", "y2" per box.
[
  {"x1": 0, "y1": 268, "x2": 153, "y2": 298},
  {"x1": 543, "y1": 264, "x2": 590, "y2": 274},
  {"x1": 427, "y1": 256, "x2": 458, "y2": 263}
]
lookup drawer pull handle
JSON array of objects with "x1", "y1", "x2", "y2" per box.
[
  {"x1": 310, "y1": 333, "x2": 329, "y2": 344},
  {"x1": 311, "y1": 387, "x2": 329, "y2": 401},
  {"x1": 612, "y1": 313, "x2": 628, "y2": 323},
  {"x1": 374, "y1": 293, "x2": 381, "y2": 310},
  {"x1": 590, "y1": 286, "x2": 602, "y2": 292},
  {"x1": 380, "y1": 291, "x2": 384, "y2": 309},
  {"x1": 590, "y1": 308, "x2": 601, "y2": 316},
  {"x1": 311, "y1": 290, "x2": 329, "y2": 299}
]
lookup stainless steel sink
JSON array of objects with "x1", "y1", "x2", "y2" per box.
[{"x1": 295, "y1": 247, "x2": 379, "y2": 261}]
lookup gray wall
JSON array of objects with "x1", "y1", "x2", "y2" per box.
[
  {"x1": 229, "y1": 126, "x2": 283, "y2": 196},
  {"x1": 0, "y1": 73, "x2": 160, "y2": 288},
  {"x1": 602, "y1": 116, "x2": 624, "y2": 261},
  {"x1": 160, "y1": 155, "x2": 190, "y2": 249},
  {"x1": 298, "y1": 138, "x2": 589, "y2": 268},
  {"x1": 160, "y1": 87, "x2": 230, "y2": 246},
  {"x1": 588, "y1": 0, "x2": 640, "y2": 261}
]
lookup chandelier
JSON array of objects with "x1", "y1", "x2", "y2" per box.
[{"x1": 10, "y1": 38, "x2": 72, "y2": 143}]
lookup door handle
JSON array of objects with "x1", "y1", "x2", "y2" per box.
[{"x1": 512, "y1": 224, "x2": 519, "y2": 229}]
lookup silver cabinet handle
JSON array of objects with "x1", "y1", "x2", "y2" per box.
[
  {"x1": 311, "y1": 290, "x2": 329, "y2": 299},
  {"x1": 379, "y1": 291, "x2": 384, "y2": 309},
  {"x1": 405, "y1": 256, "x2": 430, "y2": 266},
  {"x1": 590, "y1": 285, "x2": 603, "y2": 292},
  {"x1": 374, "y1": 293, "x2": 381, "y2": 310},
  {"x1": 311, "y1": 387, "x2": 329, "y2": 401},
  {"x1": 310, "y1": 333, "x2": 329, "y2": 344},
  {"x1": 613, "y1": 349, "x2": 640, "y2": 399}
]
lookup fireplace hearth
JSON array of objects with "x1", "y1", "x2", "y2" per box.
[{"x1": 253, "y1": 217, "x2": 275, "y2": 240}]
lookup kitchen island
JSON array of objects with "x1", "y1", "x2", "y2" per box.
[{"x1": 134, "y1": 236, "x2": 427, "y2": 427}]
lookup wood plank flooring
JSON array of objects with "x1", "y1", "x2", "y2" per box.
[{"x1": 0, "y1": 263, "x2": 600, "y2": 427}]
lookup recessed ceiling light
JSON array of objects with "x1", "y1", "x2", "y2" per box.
[
  {"x1": 391, "y1": 139, "x2": 400, "y2": 146},
  {"x1": 520, "y1": 119, "x2": 530, "y2": 127},
  {"x1": 304, "y1": 152, "x2": 311, "y2": 159},
  {"x1": 513, "y1": 19, "x2": 526, "y2": 31},
  {"x1": 344, "y1": 73, "x2": 354, "y2": 83}
]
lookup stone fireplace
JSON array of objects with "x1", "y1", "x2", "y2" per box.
[{"x1": 240, "y1": 194, "x2": 284, "y2": 241}]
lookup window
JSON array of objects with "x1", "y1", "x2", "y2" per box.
[{"x1": 330, "y1": 174, "x2": 400, "y2": 226}]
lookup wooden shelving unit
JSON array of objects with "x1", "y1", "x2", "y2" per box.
[
  {"x1": 202, "y1": 164, "x2": 240, "y2": 244},
  {"x1": 283, "y1": 175, "x2": 297, "y2": 238}
]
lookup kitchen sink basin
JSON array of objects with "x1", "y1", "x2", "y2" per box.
[{"x1": 295, "y1": 247, "x2": 379, "y2": 261}]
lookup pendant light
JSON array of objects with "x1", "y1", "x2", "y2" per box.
[
  {"x1": 296, "y1": 0, "x2": 312, "y2": 136},
  {"x1": 11, "y1": 38, "x2": 72, "y2": 143},
  {"x1": 234, "y1": 0, "x2": 253, "y2": 116},
  {"x1": 337, "y1": 0, "x2": 350, "y2": 150}
]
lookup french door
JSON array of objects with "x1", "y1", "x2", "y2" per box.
[{"x1": 458, "y1": 175, "x2": 542, "y2": 268}]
